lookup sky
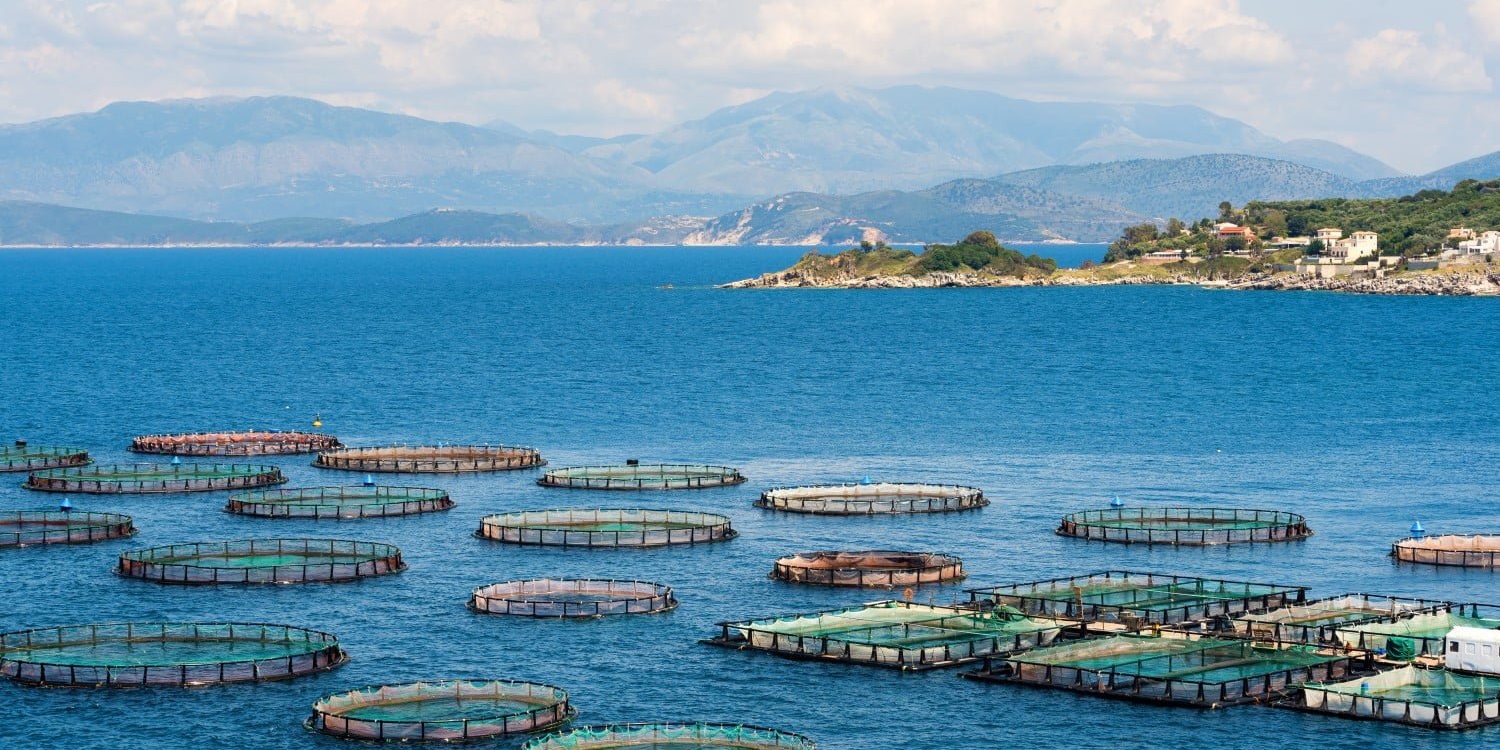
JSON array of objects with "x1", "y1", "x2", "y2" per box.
[{"x1": 0, "y1": 0, "x2": 1496, "y2": 174}]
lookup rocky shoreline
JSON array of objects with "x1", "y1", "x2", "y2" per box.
[{"x1": 720, "y1": 266, "x2": 1500, "y2": 296}]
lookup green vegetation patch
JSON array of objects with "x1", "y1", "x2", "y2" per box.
[{"x1": 792, "y1": 231, "x2": 1057, "y2": 280}]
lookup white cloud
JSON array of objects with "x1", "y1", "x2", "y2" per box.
[{"x1": 1346, "y1": 28, "x2": 1491, "y2": 93}]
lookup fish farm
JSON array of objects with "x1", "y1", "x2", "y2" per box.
[
  {"x1": 754, "y1": 482, "x2": 987, "y2": 515},
  {"x1": 476, "y1": 509, "x2": 736, "y2": 547},
  {"x1": 1057, "y1": 507, "x2": 1312, "y2": 545},
  {"x1": 0, "y1": 441, "x2": 90, "y2": 472},
  {"x1": 520, "y1": 723, "x2": 818, "y2": 750},
  {"x1": 128, "y1": 430, "x2": 342, "y2": 456},
  {"x1": 1392, "y1": 534, "x2": 1500, "y2": 567},
  {"x1": 0, "y1": 622, "x2": 346, "y2": 687},
  {"x1": 116, "y1": 538, "x2": 406, "y2": 585},
  {"x1": 965, "y1": 570, "x2": 1308, "y2": 626},
  {"x1": 1325, "y1": 605, "x2": 1500, "y2": 657},
  {"x1": 705, "y1": 600, "x2": 1073, "y2": 670},
  {"x1": 969, "y1": 634, "x2": 1359, "y2": 707},
  {"x1": 23, "y1": 463, "x2": 287, "y2": 494},
  {"x1": 307, "y1": 679, "x2": 574, "y2": 742},
  {"x1": 1292, "y1": 665, "x2": 1500, "y2": 729},
  {"x1": 470, "y1": 578, "x2": 677, "y2": 617},
  {"x1": 537, "y1": 463, "x2": 746, "y2": 490},
  {"x1": 225, "y1": 485, "x2": 454, "y2": 519},
  {"x1": 0, "y1": 510, "x2": 135, "y2": 547},
  {"x1": 769, "y1": 550, "x2": 965, "y2": 587},
  {"x1": 1231, "y1": 594, "x2": 1455, "y2": 644},
  {"x1": 314, "y1": 444, "x2": 546, "y2": 473}
]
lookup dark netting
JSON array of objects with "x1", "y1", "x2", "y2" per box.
[
  {"x1": 226, "y1": 485, "x2": 454, "y2": 519},
  {"x1": 770, "y1": 550, "x2": 965, "y2": 587},
  {"x1": 0, "y1": 442, "x2": 91, "y2": 472},
  {"x1": 315, "y1": 444, "x2": 545, "y2": 473},
  {"x1": 308, "y1": 679, "x2": 574, "y2": 742},
  {"x1": 1057, "y1": 507, "x2": 1312, "y2": 545},
  {"x1": 470, "y1": 579, "x2": 677, "y2": 617},
  {"x1": 24, "y1": 463, "x2": 286, "y2": 494},
  {"x1": 477, "y1": 509, "x2": 736, "y2": 548},
  {"x1": 0, "y1": 622, "x2": 346, "y2": 687},
  {"x1": 1294, "y1": 665, "x2": 1500, "y2": 729},
  {"x1": 965, "y1": 570, "x2": 1308, "y2": 627},
  {"x1": 538, "y1": 464, "x2": 745, "y2": 491},
  {"x1": 755, "y1": 482, "x2": 986, "y2": 515},
  {"x1": 1231, "y1": 594, "x2": 1456, "y2": 644},
  {"x1": 1, "y1": 510, "x2": 135, "y2": 547},
  {"x1": 522, "y1": 723, "x2": 818, "y2": 750},
  {"x1": 117, "y1": 538, "x2": 406, "y2": 584},
  {"x1": 1393, "y1": 534, "x2": 1500, "y2": 567},
  {"x1": 129, "y1": 431, "x2": 343, "y2": 456}
]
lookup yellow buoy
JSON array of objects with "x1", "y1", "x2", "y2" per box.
[{"x1": 312, "y1": 415, "x2": 323, "y2": 429}]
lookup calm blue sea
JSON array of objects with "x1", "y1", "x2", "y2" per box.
[{"x1": 1, "y1": 245, "x2": 1496, "y2": 749}]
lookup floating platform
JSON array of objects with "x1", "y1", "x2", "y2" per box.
[
  {"x1": 470, "y1": 578, "x2": 677, "y2": 617},
  {"x1": 755, "y1": 482, "x2": 987, "y2": 515},
  {"x1": 537, "y1": 464, "x2": 745, "y2": 490},
  {"x1": 0, "y1": 622, "x2": 346, "y2": 687},
  {"x1": 1393, "y1": 534, "x2": 1500, "y2": 568},
  {"x1": 0, "y1": 442, "x2": 90, "y2": 472},
  {"x1": 1290, "y1": 665, "x2": 1500, "y2": 729},
  {"x1": 521, "y1": 723, "x2": 816, "y2": 750},
  {"x1": 477, "y1": 509, "x2": 736, "y2": 548},
  {"x1": 965, "y1": 570, "x2": 1307, "y2": 627},
  {"x1": 24, "y1": 463, "x2": 287, "y2": 494},
  {"x1": 226, "y1": 485, "x2": 454, "y2": 519},
  {"x1": 1, "y1": 510, "x2": 135, "y2": 547},
  {"x1": 1057, "y1": 507, "x2": 1312, "y2": 545},
  {"x1": 129, "y1": 430, "x2": 342, "y2": 456},
  {"x1": 1231, "y1": 594, "x2": 1456, "y2": 644},
  {"x1": 307, "y1": 679, "x2": 574, "y2": 742},
  {"x1": 770, "y1": 550, "x2": 965, "y2": 587},
  {"x1": 1324, "y1": 605, "x2": 1500, "y2": 657},
  {"x1": 704, "y1": 600, "x2": 1075, "y2": 671},
  {"x1": 314, "y1": 444, "x2": 545, "y2": 473},
  {"x1": 117, "y1": 538, "x2": 406, "y2": 585},
  {"x1": 968, "y1": 633, "x2": 1360, "y2": 707}
]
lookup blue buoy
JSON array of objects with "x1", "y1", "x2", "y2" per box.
[
  {"x1": 170, "y1": 455, "x2": 182, "y2": 466},
  {"x1": 1110, "y1": 495, "x2": 1124, "y2": 508},
  {"x1": 362, "y1": 474, "x2": 376, "y2": 487},
  {"x1": 860, "y1": 476, "x2": 872, "y2": 485},
  {"x1": 1360, "y1": 681, "x2": 1370, "y2": 694},
  {"x1": 1410, "y1": 520, "x2": 1425, "y2": 538},
  {"x1": 59, "y1": 498, "x2": 72, "y2": 513}
]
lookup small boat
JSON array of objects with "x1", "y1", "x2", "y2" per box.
[{"x1": 657, "y1": 283, "x2": 674, "y2": 290}]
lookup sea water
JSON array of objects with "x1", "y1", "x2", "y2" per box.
[{"x1": 1, "y1": 246, "x2": 1496, "y2": 749}]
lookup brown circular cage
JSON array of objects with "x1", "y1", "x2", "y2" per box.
[
  {"x1": 1, "y1": 442, "x2": 90, "y2": 472},
  {"x1": 24, "y1": 463, "x2": 287, "y2": 494},
  {"x1": 117, "y1": 538, "x2": 406, "y2": 584},
  {"x1": 129, "y1": 431, "x2": 342, "y2": 456},
  {"x1": 1, "y1": 511, "x2": 136, "y2": 547},
  {"x1": 315, "y1": 445, "x2": 545, "y2": 473},
  {"x1": 770, "y1": 550, "x2": 966, "y2": 587},
  {"x1": 1392, "y1": 534, "x2": 1500, "y2": 567},
  {"x1": 755, "y1": 482, "x2": 987, "y2": 515},
  {"x1": 470, "y1": 579, "x2": 677, "y2": 617}
]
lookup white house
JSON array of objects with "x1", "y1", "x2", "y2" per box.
[
  {"x1": 1458, "y1": 230, "x2": 1500, "y2": 254},
  {"x1": 1315, "y1": 229, "x2": 1378, "y2": 263}
]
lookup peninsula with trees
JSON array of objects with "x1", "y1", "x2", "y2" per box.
[{"x1": 724, "y1": 181, "x2": 1500, "y2": 295}]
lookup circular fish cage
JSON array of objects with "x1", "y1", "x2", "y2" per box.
[
  {"x1": 1, "y1": 511, "x2": 136, "y2": 547},
  {"x1": 117, "y1": 538, "x2": 406, "y2": 584},
  {"x1": 770, "y1": 550, "x2": 966, "y2": 587},
  {"x1": 1392, "y1": 534, "x2": 1500, "y2": 567},
  {"x1": 477, "y1": 509, "x2": 736, "y2": 548},
  {"x1": 226, "y1": 485, "x2": 454, "y2": 519},
  {"x1": 23, "y1": 463, "x2": 287, "y2": 494},
  {"x1": 129, "y1": 430, "x2": 342, "y2": 456},
  {"x1": 538, "y1": 464, "x2": 745, "y2": 491},
  {"x1": 308, "y1": 679, "x2": 574, "y2": 742},
  {"x1": 754, "y1": 482, "x2": 987, "y2": 515},
  {"x1": 315, "y1": 445, "x2": 545, "y2": 473},
  {"x1": 1056, "y1": 507, "x2": 1312, "y2": 545},
  {"x1": 470, "y1": 579, "x2": 677, "y2": 617},
  {"x1": 0, "y1": 443, "x2": 91, "y2": 473},
  {"x1": 0, "y1": 622, "x2": 346, "y2": 687},
  {"x1": 522, "y1": 723, "x2": 817, "y2": 750}
]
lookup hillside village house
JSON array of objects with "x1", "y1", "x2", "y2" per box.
[
  {"x1": 1457, "y1": 230, "x2": 1500, "y2": 254},
  {"x1": 1292, "y1": 228, "x2": 1383, "y2": 277}
]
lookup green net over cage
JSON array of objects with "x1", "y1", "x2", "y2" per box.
[
  {"x1": 478, "y1": 509, "x2": 737, "y2": 548},
  {"x1": 0, "y1": 622, "x2": 346, "y2": 687},
  {"x1": 755, "y1": 483, "x2": 986, "y2": 515},
  {"x1": 25, "y1": 463, "x2": 287, "y2": 494},
  {"x1": 1057, "y1": 508, "x2": 1312, "y2": 545},
  {"x1": 0, "y1": 443, "x2": 90, "y2": 472},
  {"x1": 1231, "y1": 594, "x2": 1453, "y2": 643},
  {"x1": 1332, "y1": 607, "x2": 1500, "y2": 657},
  {"x1": 226, "y1": 486, "x2": 454, "y2": 519},
  {"x1": 1298, "y1": 665, "x2": 1500, "y2": 729},
  {"x1": 314, "y1": 445, "x2": 545, "y2": 473},
  {"x1": 307, "y1": 679, "x2": 574, "y2": 742},
  {"x1": 770, "y1": 551, "x2": 965, "y2": 587},
  {"x1": 1, "y1": 510, "x2": 135, "y2": 547},
  {"x1": 129, "y1": 431, "x2": 342, "y2": 456},
  {"x1": 470, "y1": 579, "x2": 677, "y2": 617},
  {"x1": 538, "y1": 464, "x2": 745, "y2": 491},
  {"x1": 521, "y1": 722, "x2": 818, "y2": 750},
  {"x1": 965, "y1": 570, "x2": 1308, "y2": 626},
  {"x1": 1392, "y1": 534, "x2": 1500, "y2": 568},
  {"x1": 117, "y1": 538, "x2": 406, "y2": 584}
]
